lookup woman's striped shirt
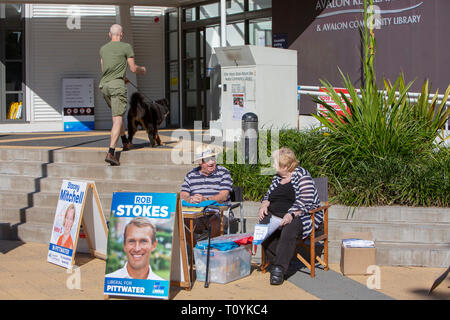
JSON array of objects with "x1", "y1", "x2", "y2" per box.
[{"x1": 262, "y1": 166, "x2": 323, "y2": 239}]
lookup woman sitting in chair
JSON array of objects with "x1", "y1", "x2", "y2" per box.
[{"x1": 258, "y1": 147, "x2": 323, "y2": 285}]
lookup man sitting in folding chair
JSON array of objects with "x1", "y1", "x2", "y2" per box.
[
  {"x1": 258, "y1": 147, "x2": 323, "y2": 285},
  {"x1": 180, "y1": 145, "x2": 236, "y2": 239}
]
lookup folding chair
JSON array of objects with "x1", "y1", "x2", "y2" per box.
[
  {"x1": 225, "y1": 186, "x2": 245, "y2": 234},
  {"x1": 260, "y1": 177, "x2": 331, "y2": 278},
  {"x1": 198, "y1": 186, "x2": 244, "y2": 236}
]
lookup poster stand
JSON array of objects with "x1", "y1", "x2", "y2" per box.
[
  {"x1": 47, "y1": 180, "x2": 107, "y2": 270},
  {"x1": 103, "y1": 193, "x2": 191, "y2": 300},
  {"x1": 76, "y1": 182, "x2": 108, "y2": 261},
  {"x1": 169, "y1": 195, "x2": 191, "y2": 290}
]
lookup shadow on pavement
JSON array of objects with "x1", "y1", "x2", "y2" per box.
[
  {"x1": 410, "y1": 288, "x2": 450, "y2": 300},
  {"x1": 0, "y1": 239, "x2": 25, "y2": 254}
]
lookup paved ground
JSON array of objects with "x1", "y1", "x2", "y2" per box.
[{"x1": 0, "y1": 241, "x2": 448, "y2": 300}]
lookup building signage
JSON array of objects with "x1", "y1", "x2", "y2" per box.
[
  {"x1": 273, "y1": 33, "x2": 288, "y2": 49},
  {"x1": 273, "y1": 0, "x2": 446, "y2": 116},
  {"x1": 62, "y1": 78, "x2": 95, "y2": 131},
  {"x1": 314, "y1": 0, "x2": 424, "y2": 32}
]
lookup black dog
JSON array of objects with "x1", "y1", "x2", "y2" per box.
[{"x1": 127, "y1": 92, "x2": 169, "y2": 147}]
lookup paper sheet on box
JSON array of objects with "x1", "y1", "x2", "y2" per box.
[
  {"x1": 252, "y1": 216, "x2": 282, "y2": 245},
  {"x1": 342, "y1": 238, "x2": 375, "y2": 248}
]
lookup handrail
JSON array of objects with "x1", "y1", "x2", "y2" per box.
[
  {"x1": 297, "y1": 85, "x2": 449, "y2": 138},
  {"x1": 298, "y1": 85, "x2": 450, "y2": 106}
]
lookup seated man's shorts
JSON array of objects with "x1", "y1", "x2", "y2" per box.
[{"x1": 100, "y1": 79, "x2": 127, "y2": 117}]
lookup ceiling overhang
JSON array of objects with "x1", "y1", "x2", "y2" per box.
[{"x1": 1, "y1": 0, "x2": 207, "y2": 8}]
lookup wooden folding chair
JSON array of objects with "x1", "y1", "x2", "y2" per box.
[{"x1": 260, "y1": 177, "x2": 331, "y2": 278}]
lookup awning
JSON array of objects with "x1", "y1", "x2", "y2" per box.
[{"x1": 1, "y1": 0, "x2": 206, "y2": 7}]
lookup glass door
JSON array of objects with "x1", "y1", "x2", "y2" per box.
[
  {"x1": 182, "y1": 28, "x2": 208, "y2": 128},
  {"x1": 165, "y1": 9, "x2": 180, "y2": 127},
  {"x1": 205, "y1": 26, "x2": 221, "y2": 124},
  {"x1": 0, "y1": 4, "x2": 25, "y2": 123}
]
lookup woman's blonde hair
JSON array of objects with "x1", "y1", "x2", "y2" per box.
[{"x1": 272, "y1": 147, "x2": 299, "y2": 172}]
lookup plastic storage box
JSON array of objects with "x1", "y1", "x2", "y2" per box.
[{"x1": 194, "y1": 241, "x2": 252, "y2": 284}]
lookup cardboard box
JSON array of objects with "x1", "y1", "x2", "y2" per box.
[{"x1": 340, "y1": 232, "x2": 376, "y2": 275}]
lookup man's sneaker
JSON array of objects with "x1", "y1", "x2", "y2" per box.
[
  {"x1": 122, "y1": 141, "x2": 133, "y2": 151},
  {"x1": 105, "y1": 152, "x2": 120, "y2": 166}
]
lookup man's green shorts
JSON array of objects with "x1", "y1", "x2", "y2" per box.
[{"x1": 100, "y1": 79, "x2": 127, "y2": 117}]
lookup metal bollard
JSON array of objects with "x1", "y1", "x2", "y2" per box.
[{"x1": 241, "y1": 112, "x2": 258, "y2": 165}]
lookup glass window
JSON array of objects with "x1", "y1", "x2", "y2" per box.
[
  {"x1": 186, "y1": 91, "x2": 197, "y2": 107},
  {"x1": 200, "y1": 58, "x2": 205, "y2": 79},
  {"x1": 170, "y1": 92, "x2": 179, "y2": 125},
  {"x1": 249, "y1": 18, "x2": 272, "y2": 47},
  {"x1": 227, "y1": 22, "x2": 245, "y2": 46},
  {"x1": 227, "y1": 0, "x2": 245, "y2": 15},
  {"x1": 169, "y1": 62, "x2": 179, "y2": 91},
  {"x1": 184, "y1": 8, "x2": 196, "y2": 22},
  {"x1": 168, "y1": 11, "x2": 178, "y2": 31},
  {"x1": 249, "y1": 0, "x2": 272, "y2": 11},
  {"x1": 5, "y1": 62, "x2": 22, "y2": 91},
  {"x1": 169, "y1": 32, "x2": 178, "y2": 61},
  {"x1": 185, "y1": 59, "x2": 197, "y2": 90},
  {"x1": 206, "y1": 26, "x2": 221, "y2": 54},
  {"x1": 5, "y1": 4, "x2": 22, "y2": 22},
  {"x1": 199, "y1": 3, "x2": 219, "y2": 20},
  {"x1": 1, "y1": 4, "x2": 25, "y2": 122},
  {"x1": 199, "y1": 30, "x2": 204, "y2": 58},
  {"x1": 5, "y1": 31, "x2": 22, "y2": 60},
  {"x1": 185, "y1": 31, "x2": 196, "y2": 58}
]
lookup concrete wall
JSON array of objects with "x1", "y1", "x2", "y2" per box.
[{"x1": 241, "y1": 202, "x2": 450, "y2": 268}]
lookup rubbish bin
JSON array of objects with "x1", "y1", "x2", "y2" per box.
[{"x1": 241, "y1": 112, "x2": 258, "y2": 165}]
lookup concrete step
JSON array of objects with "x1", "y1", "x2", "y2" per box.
[
  {"x1": 0, "y1": 190, "x2": 113, "y2": 218},
  {"x1": 5, "y1": 221, "x2": 52, "y2": 244},
  {"x1": 0, "y1": 174, "x2": 182, "y2": 194},
  {"x1": 0, "y1": 160, "x2": 192, "y2": 182},
  {"x1": 328, "y1": 240, "x2": 450, "y2": 268},
  {"x1": 0, "y1": 191, "x2": 35, "y2": 208},
  {"x1": 0, "y1": 221, "x2": 21, "y2": 241},
  {"x1": 0, "y1": 174, "x2": 41, "y2": 192},
  {"x1": 242, "y1": 202, "x2": 450, "y2": 224},
  {"x1": 0, "y1": 207, "x2": 64, "y2": 225},
  {"x1": 0, "y1": 160, "x2": 46, "y2": 177},
  {"x1": 328, "y1": 219, "x2": 450, "y2": 244},
  {"x1": 0, "y1": 185, "x2": 187, "y2": 224},
  {"x1": 0, "y1": 148, "x2": 194, "y2": 166},
  {"x1": 329, "y1": 205, "x2": 450, "y2": 223},
  {"x1": 242, "y1": 213, "x2": 450, "y2": 245},
  {"x1": 241, "y1": 206, "x2": 450, "y2": 268},
  {"x1": 241, "y1": 202, "x2": 450, "y2": 243},
  {"x1": 42, "y1": 177, "x2": 182, "y2": 195}
]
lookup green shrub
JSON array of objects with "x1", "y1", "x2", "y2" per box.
[{"x1": 222, "y1": 129, "x2": 449, "y2": 207}]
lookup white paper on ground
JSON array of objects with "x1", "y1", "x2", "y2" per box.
[{"x1": 252, "y1": 215, "x2": 282, "y2": 245}]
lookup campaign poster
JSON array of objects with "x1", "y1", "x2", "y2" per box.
[
  {"x1": 47, "y1": 180, "x2": 87, "y2": 268},
  {"x1": 104, "y1": 192, "x2": 177, "y2": 300},
  {"x1": 232, "y1": 93, "x2": 245, "y2": 120}
]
